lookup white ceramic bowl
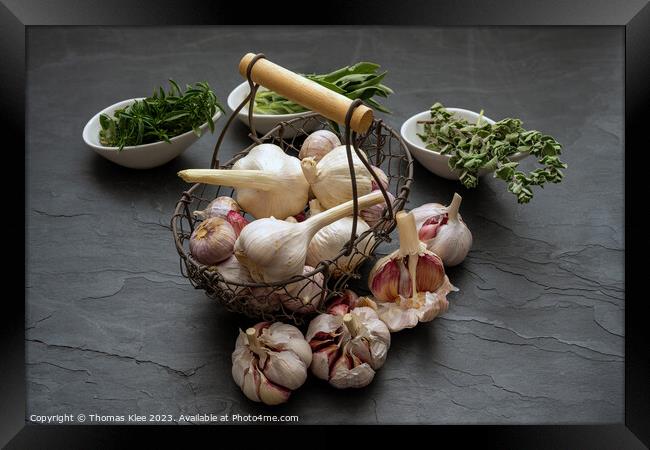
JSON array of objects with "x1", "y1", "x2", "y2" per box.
[
  {"x1": 400, "y1": 108, "x2": 528, "y2": 180},
  {"x1": 227, "y1": 81, "x2": 316, "y2": 137},
  {"x1": 83, "y1": 98, "x2": 222, "y2": 169}
]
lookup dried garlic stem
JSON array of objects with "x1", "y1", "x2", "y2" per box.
[
  {"x1": 396, "y1": 211, "x2": 421, "y2": 257},
  {"x1": 303, "y1": 191, "x2": 385, "y2": 236},
  {"x1": 245, "y1": 328, "x2": 264, "y2": 357},
  {"x1": 343, "y1": 313, "x2": 360, "y2": 337},
  {"x1": 447, "y1": 193, "x2": 462, "y2": 222},
  {"x1": 178, "y1": 169, "x2": 287, "y2": 191},
  {"x1": 396, "y1": 211, "x2": 423, "y2": 300}
]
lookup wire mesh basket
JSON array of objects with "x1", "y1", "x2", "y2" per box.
[{"x1": 171, "y1": 53, "x2": 413, "y2": 325}]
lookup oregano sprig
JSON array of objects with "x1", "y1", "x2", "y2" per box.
[{"x1": 417, "y1": 103, "x2": 567, "y2": 203}]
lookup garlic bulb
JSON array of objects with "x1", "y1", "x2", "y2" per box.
[
  {"x1": 326, "y1": 289, "x2": 359, "y2": 315},
  {"x1": 306, "y1": 307, "x2": 390, "y2": 389},
  {"x1": 232, "y1": 322, "x2": 312, "y2": 405},
  {"x1": 178, "y1": 144, "x2": 310, "y2": 219},
  {"x1": 360, "y1": 191, "x2": 396, "y2": 227},
  {"x1": 299, "y1": 130, "x2": 341, "y2": 161},
  {"x1": 224, "y1": 210, "x2": 249, "y2": 237},
  {"x1": 189, "y1": 217, "x2": 236, "y2": 265},
  {"x1": 235, "y1": 191, "x2": 386, "y2": 283},
  {"x1": 367, "y1": 211, "x2": 457, "y2": 332},
  {"x1": 214, "y1": 256, "x2": 279, "y2": 313},
  {"x1": 301, "y1": 145, "x2": 373, "y2": 209},
  {"x1": 276, "y1": 265, "x2": 325, "y2": 314},
  {"x1": 306, "y1": 216, "x2": 375, "y2": 277},
  {"x1": 193, "y1": 196, "x2": 240, "y2": 220},
  {"x1": 411, "y1": 193, "x2": 472, "y2": 266},
  {"x1": 370, "y1": 166, "x2": 389, "y2": 191}
]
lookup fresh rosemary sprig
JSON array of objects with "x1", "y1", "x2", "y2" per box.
[
  {"x1": 252, "y1": 62, "x2": 394, "y2": 115},
  {"x1": 99, "y1": 80, "x2": 223, "y2": 151},
  {"x1": 417, "y1": 103, "x2": 567, "y2": 203}
]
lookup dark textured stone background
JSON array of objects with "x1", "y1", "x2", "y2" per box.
[{"x1": 26, "y1": 27, "x2": 623, "y2": 424}]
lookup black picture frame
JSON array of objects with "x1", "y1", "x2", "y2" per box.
[{"x1": 2, "y1": 0, "x2": 648, "y2": 447}]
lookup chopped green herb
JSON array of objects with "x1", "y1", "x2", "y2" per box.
[
  {"x1": 99, "y1": 80, "x2": 223, "y2": 151},
  {"x1": 417, "y1": 103, "x2": 567, "y2": 203}
]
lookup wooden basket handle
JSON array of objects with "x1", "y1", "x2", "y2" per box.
[{"x1": 239, "y1": 53, "x2": 374, "y2": 134}]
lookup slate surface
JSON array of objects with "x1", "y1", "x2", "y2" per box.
[{"x1": 26, "y1": 27, "x2": 624, "y2": 424}]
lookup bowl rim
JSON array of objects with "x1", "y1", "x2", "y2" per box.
[
  {"x1": 400, "y1": 107, "x2": 497, "y2": 157},
  {"x1": 82, "y1": 97, "x2": 222, "y2": 152},
  {"x1": 227, "y1": 80, "x2": 312, "y2": 121}
]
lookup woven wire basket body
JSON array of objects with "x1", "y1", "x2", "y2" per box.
[{"x1": 172, "y1": 112, "x2": 412, "y2": 325}]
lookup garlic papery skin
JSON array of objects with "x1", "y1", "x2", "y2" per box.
[
  {"x1": 306, "y1": 306, "x2": 390, "y2": 389},
  {"x1": 299, "y1": 130, "x2": 341, "y2": 161},
  {"x1": 277, "y1": 266, "x2": 325, "y2": 314},
  {"x1": 411, "y1": 193, "x2": 472, "y2": 266},
  {"x1": 234, "y1": 191, "x2": 386, "y2": 283},
  {"x1": 360, "y1": 191, "x2": 396, "y2": 227},
  {"x1": 179, "y1": 144, "x2": 310, "y2": 219},
  {"x1": 232, "y1": 322, "x2": 312, "y2": 405},
  {"x1": 301, "y1": 145, "x2": 373, "y2": 210},
  {"x1": 367, "y1": 211, "x2": 457, "y2": 332},
  {"x1": 189, "y1": 217, "x2": 236, "y2": 265},
  {"x1": 306, "y1": 216, "x2": 375, "y2": 277},
  {"x1": 193, "y1": 196, "x2": 241, "y2": 220}
]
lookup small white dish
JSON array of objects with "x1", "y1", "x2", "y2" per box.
[
  {"x1": 83, "y1": 98, "x2": 222, "y2": 169},
  {"x1": 400, "y1": 108, "x2": 528, "y2": 180},
  {"x1": 227, "y1": 81, "x2": 315, "y2": 137}
]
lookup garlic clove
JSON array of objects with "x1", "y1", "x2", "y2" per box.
[
  {"x1": 416, "y1": 252, "x2": 446, "y2": 293},
  {"x1": 369, "y1": 258, "x2": 402, "y2": 302},
  {"x1": 189, "y1": 217, "x2": 237, "y2": 265},
  {"x1": 240, "y1": 361, "x2": 262, "y2": 403},
  {"x1": 329, "y1": 357, "x2": 376, "y2": 389},
  {"x1": 299, "y1": 130, "x2": 341, "y2": 161},
  {"x1": 257, "y1": 369, "x2": 291, "y2": 405},
  {"x1": 310, "y1": 344, "x2": 339, "y2": 381},
  {"x1": 259, "y1": 322, "x2": 313, "y2": 367},
  {"x1": 262, "y1": 350, "x2": 308, "y2": 391}
]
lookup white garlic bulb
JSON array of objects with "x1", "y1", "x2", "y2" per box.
[
  {"x1": 367, "y1": 211, "x2": 457, "y2": 332},
  {"x1": 306, "y1": 216, "x2": 375, "y2": 277},
  {"x1": 232, "y1": 322, "x2": 312, "y2": 405},
  {"x1": 306, "y1": 307, "x2": 390, "y2": 389},
  {"x1": 370, "y1": 166, "x2": 389, "y2": 191},
  {"x1": 298, "y1": 130, "x2": 341, "y2": 161},
  {"x1": 178, "y1": 144, "x2": 310, "y2": 220},
  {"x1": 301, "y1": 145, "x2": 373, "y2": 209},
  {"x1": 234, "y1": 191, "x2": 386, "y2": 283},
  {"x1": 411, "y1": 193, "x2": 473, "y2": 266}
]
